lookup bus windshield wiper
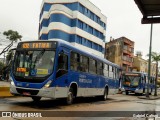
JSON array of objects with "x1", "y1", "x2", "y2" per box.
[{"x1": 33, "y1": 49, "x2": 45, "y2": 69}]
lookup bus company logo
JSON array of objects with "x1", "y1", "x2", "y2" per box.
[{"x1": 2, "y1": 112, "x2": 11, "y2": 117}]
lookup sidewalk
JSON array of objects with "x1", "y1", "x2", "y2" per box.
[
  {"x1": 138, "y1": 92, "x2": 160, "y2": 100},
  {"x1": 0, "y1": 80, "x2": 13, "y2": 97},
  {"x1": 138, "y1": 95, "x2": 160, "y2": 100}
]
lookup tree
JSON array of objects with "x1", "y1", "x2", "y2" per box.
[
  {"x1": 149, "y1": 52, "x2": 160, "y2": 96},
  {"x1": 0, "y1": 61, "x2": 4, "y2": 70},
  {"x1": 0, "y1": 30, "x2": 22, "y2": 56},
  {"x1": 6, "y1": 50, "x2": 14, "y2": 65},
  {"x1": 0, "y1": 61, "x2": 5, "y2": 75}
]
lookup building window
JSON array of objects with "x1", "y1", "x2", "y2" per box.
[
  {"x1": 77, "y1": 36, "x2": 82, "y2": 44},
  {"x1": 78, "y1": 20, "x2": 83, "y2": 29},
  {"x1": 88, "y1": 26, "x2": 93, "y2": 34},
  {"x1": 87, "y1": 40, "x2": 92, "y2": 48},
  {"x1": 90, "y1": 11, "x2": 94, "y2": 20},
  {"x1": 79, "y1": 4, "x2": 85, "y2": 14}
]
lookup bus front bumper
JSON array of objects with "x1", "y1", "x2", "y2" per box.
[
  {"x1": 135, "y1": 88, "x2": 143, "y2": 94},
  {"x1": 10, "y1": 84, "x2": 68, "y2": 99}
]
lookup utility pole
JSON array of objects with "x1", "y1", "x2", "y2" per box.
[
  {"x1": 146, "y1": 21, "x2": 153, "y2": 98},
  {"x1": 154, "y1": 62, "x2": 158, "y2": 96}
]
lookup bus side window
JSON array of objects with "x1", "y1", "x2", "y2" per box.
[
  {"x1": 80, "y1": 55, "x2": 89, "y2": 72},
  {"x1": 56, "y1": 53, "x2": 68, "y2": 78},
  {"x1": 70, "y1": 52, "x2": 78, "y2": 71},
  {"x1": 109, "y1": 65, "x2": 113, "y2": 78},
  {"x1": 104, "y1": 64, "x2": 109, "y2": 77},
  {"x1": 97, "y1": 62, "x2": 103, "y2": 75},
  {"x1": 89, "y1": 58, "x2": 97, "y2": 74}
]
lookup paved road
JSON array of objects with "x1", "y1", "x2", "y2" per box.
[{"x1": 1, "y1": 94, "x2": 160, "y2": 120}]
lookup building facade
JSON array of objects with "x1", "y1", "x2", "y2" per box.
[
  {"x1": 105, "y1": 37, "x2": 134, "y2": 72},
  {"x1": 132, "y1": 53, "x2": 148, "y2": 73},
  {"x1": 39, "y1": 0, "x2": 107, "y2": 57},
  {"x1": 132, "y1": 52, "x2": 156, "y2": 76}
]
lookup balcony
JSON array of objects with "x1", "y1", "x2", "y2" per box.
[
  {"x1": 123, "y1": 46, "x2": 134, "y2": 55},
  {"x1": 122, "y1": 56, "x2": 133, "y2": 66},
  {"x1": 123, "y1": 61, "x2": 132, "y2": 67},
  {"x1": 124, "y1": 39, "x2": 134, "y2": 46}
]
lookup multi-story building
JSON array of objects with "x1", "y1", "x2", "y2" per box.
[
  {"x1": 132, "y1": 52, "x2": 156, "y2": 76},
  {"x1": 39, "y1": 0, "x2": 107, "y2": 57},
  {"x1": 132, "y1": 52, "x2": 148, "y2": 73},
  {"x1": 105, "y1": 37, "x2": 134, "y2": 72}
]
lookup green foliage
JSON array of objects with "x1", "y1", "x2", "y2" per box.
[
  {"x1": 6, "y1": 50, "x2": 14, "y2": 64},
  {"x1": 147, "y1": 52, "x2": 160, "y2": 96},
  {"x1": 0, "y1": 30, "x2": 22, "y2": 56},
  {"x1": 3, "y1": 30, "x2": 22, "y2": 42},
  {"x1": 151, "y1": 52, "x2": 160, "y2": 62},
  {"x1": 147, "y1": 52, "x2": 160, "y2": 62},
  {"x1": 0, "y1": 61, "x2": 4, "y2": 74}
]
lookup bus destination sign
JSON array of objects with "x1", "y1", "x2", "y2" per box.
[
  {"x1": 125, "y1": 73, "x2": 140, "y2": 76},
  {"x1": 21, "y1": 42, "x2": 55, "y2": 49}
]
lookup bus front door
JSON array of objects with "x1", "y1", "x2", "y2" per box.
[{"x1": 55, "y1": 50, "x2": 69, "y2": 98}]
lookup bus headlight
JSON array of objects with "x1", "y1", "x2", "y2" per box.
[
  {"x1": 9, "y1": 76, "x2": 15, "y2": 86},
  {"x1": 43, "y1": 80, "x2": 52, "y2": 88}
]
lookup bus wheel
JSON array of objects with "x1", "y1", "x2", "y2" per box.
[
  {"x1": 66, "y1": 88, "x2": 74, "y2": 105},
  {"x1": 125, "y1": 91, "x2": 129, "y2": 95},
  {"x1": 31, "y1": 96, "x2": 41, "y2": 102},
  {"x1": 103, "y1": 88, "x2": 108, "y2": 101}
]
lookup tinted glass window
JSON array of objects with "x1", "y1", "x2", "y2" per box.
[
  {"x1": 97, "y1": 62, "x2": 103, "y2": 75},
  {"x1": 103, "y1": 64, "x2": 109, "y2": 77},
  {"x1": 70, "y1": 52, "x2": 89, "y2": 73},
  {"x1": 89, "y1": 58, "x2": 97, "y2": 74},
  {"x1": 80, "y1": 55, "x2": 89, "y2": 72},
  {"x1": 70, "y1": 52, "x2": 79, "y2": 71}
]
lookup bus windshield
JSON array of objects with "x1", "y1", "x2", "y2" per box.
[
  {"x1": 122, "y1": 75, "x2": 141, "y2": 87},
  {"x1": 13, "y1": 50, "x2": 55, "y2": 78}
]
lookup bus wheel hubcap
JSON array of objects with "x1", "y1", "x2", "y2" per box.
[
  {"x1": 67, "y1": 92, "x2": 73, "y2": 104},
  {"x1": 104, "y1": 90, "x2": 107, "y2": 100}
]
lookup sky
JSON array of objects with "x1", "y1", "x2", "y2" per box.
[{"x1": 0, "y1": 0, "x2": 160, "y2": 59}]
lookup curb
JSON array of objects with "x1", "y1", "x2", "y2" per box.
[
  {"x1": 138, "y1": 96, "x2": 160, "y2": 100},
  {"x1": 0, "y1": 86, "x2": 13, "y2": 98}
]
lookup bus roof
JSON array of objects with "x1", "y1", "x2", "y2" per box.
[{"x1": 18, "y1": 40, "x2": 120, "y2": 69}]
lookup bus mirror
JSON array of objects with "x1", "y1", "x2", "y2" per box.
[{"x1": 59, "y1": 50, "x2": 64, "y2": 54}]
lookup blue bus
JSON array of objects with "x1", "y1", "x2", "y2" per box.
[
  {"x1": 121, "y1": 72, "x2": 155, "y2": 95},
  {"x1": 10, "y1": 40, "x2": 121, "y2": 104}
]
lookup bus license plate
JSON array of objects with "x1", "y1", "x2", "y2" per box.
[{"x1": 23, "y1": 92, "x2": 31, "y2": 96}]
